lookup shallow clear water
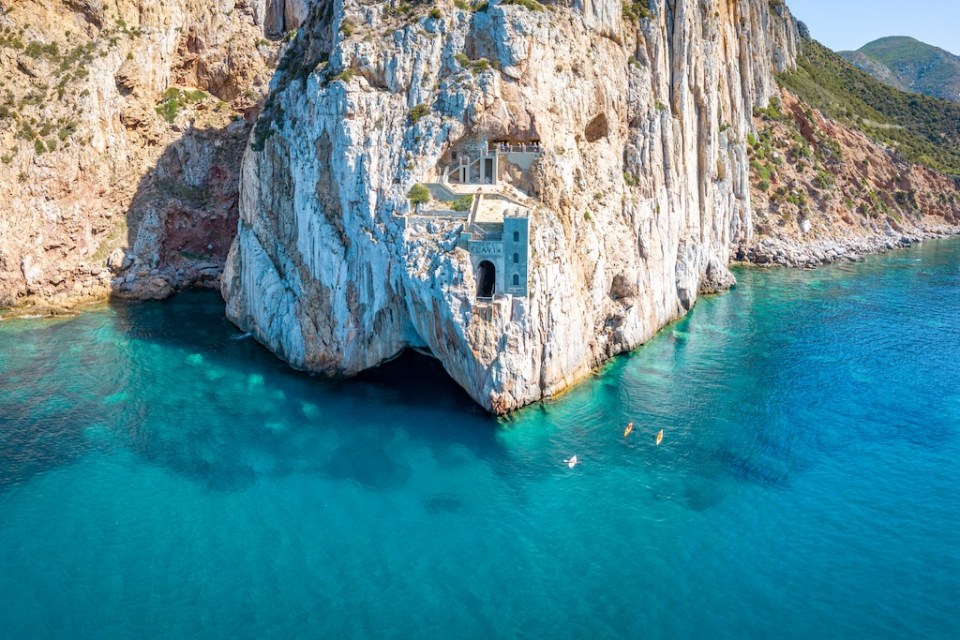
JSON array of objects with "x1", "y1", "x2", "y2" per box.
[{"x1": 2, "y1": 240, "x2": 959, "y2": 639}]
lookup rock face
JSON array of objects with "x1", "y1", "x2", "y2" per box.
[
  {"x1": 745, "y1": 91, "x2": 960, "y2": 267},
  {"x1": 223, "y1": 0, "x2": 799, "y2": 413},
  {"x1": 0, "y1": 0, "x2": 289, "y2": 309},
  {"x1": 249, "y1": 0, "x2": 313, "y2": 38}
]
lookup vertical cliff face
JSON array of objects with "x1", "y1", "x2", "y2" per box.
[
  {"x1": 0, "y1": 0, "x2": 302, "y2": 309},
  {"x1": 223, "y1": 0, "x2": 798, "y2": 413}
]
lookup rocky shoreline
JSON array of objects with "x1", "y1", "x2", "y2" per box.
[
  {"x1": 0, "y1": 261, "x2": 222, "y2": 319},
  {"x1": 739, "y1": 222, "x2": 960, "y2": 269},
  {"x1": 3, "y1": 0, "x2": 958, "y2": 418},
  {"x1": 7, "y1": 220, "x2": 958, "y2": 321}
]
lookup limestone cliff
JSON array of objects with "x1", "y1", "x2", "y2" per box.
[
  {"x1": 0, "y1": 0, "x2": 311, "y2": 309},
  {"x1": 223, "y1": 0, "x2": 799, "y2": 413}
]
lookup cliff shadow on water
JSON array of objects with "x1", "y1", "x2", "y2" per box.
[
  {"x1": 90, "y1": 291, "x2": 501, "y2": 491},
  {"x1": 88, "y1": 109, "x2": 503, "y2": 491},
  {"x1": 95, "y1": 0, "x2": 794, "y2": 420},
  {"x1": 4, "y1": 288, "x2": 504, "y2": 495}
]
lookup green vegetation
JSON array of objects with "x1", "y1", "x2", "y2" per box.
[
  {"x1": 155, "y1": 88, "x2": 208, "y2": 123},
  {"x1": 24, "y1": 40, "x2": 59, "y2": 59},
  {"x1": 389, "y1": 0, "x2": 486, "y2": 18},
  {"x1": 331, "y1": 68, "x2": 356, "y2": 84},
  {"x1": 753, "y1": 95, "x2": 785, "y2": 121},
  {"x1": 750, "y1": 158, "x2": 775, "y2": 184},
  {"x1": 747, "y1": 71, "x2": 941, "y2": 222},
  {"x1": 0, "y1": 29, "x2": 24, "y2": 50},
  {"x1": 839, "y1": 36, "x2": 960, "y2": 104},
  {"x1": 501, "y1": 0, "x2": 546, "y2": 11},
  {"x1": 407, "y1": 184, "x2": 430, "y2": 206},
  {"x1": 622, "y1": 1, "x2": 653, "y2": 22},
  {"x1": 779, "y1": 39, "x2": 960, "y2": 177},
  {"x1": 408, "y1": 103, "x2": 430, "y2": 124},
  {"x1": 813, "y1": 169, "x2": 836, "y2": 191},
  {"x1": 454, "y1": 53, "x2": 498, "y2": 75},
  {"x1": 4, "y1": 105, "x2": 79, "y2": 158},
  {"x1": 749, "y1": 95, "x2": 851, "y2": 214},
  {"x1": 90, "y1": 220, "x2": 126, "y2": 264},
  {"x1": 451, "y1": 194, "x2": 474, "y2": 212},
  {"x1": 0, "y1": 23, "x2": 143, "y2": 159}
]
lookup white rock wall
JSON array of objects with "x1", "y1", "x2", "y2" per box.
[{"x1": 223, "y1": 0, "x2": 799, "y2": 413}]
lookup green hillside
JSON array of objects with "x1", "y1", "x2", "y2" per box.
[
  {"x1": 838, "y1": 36, "x2": 960, "y2": 103},
  {"x1": 837, "y1": 50, "x2": 907, "y2": 91},
  {"x1": 780, "y1": 39, "x2": 960, "y2": 178}
]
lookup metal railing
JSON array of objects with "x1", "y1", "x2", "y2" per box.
[
  {"x1": 414, "y1": 208, "x2": 469, "y2": 219},
  {"x1": 489, "y1": 143, "x2": 542, "y2": 154}
]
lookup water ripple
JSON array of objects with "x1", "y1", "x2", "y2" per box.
[{"x1": 2, "y1": 240, "x2": 960, "y2": 638}]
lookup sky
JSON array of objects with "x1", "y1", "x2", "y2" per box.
[{"x1": 786, "y1": 0, "x2": 960, "y2": 55}]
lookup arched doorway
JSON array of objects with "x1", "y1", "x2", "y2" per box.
[{"x1": 476, "y1": 261, "x2": 496, "y2": 298}]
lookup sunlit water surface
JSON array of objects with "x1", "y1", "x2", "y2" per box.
[{"x1": 2, "y1": 239, "x2": 959, "y2": 639}]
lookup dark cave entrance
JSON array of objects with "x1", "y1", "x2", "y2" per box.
[{"x1": 476, "y1": 261, "x2": 496, "y2": 298}]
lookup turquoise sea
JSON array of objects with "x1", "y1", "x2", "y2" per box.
[{"x1": 2, "y1": 239, "x2": 960, "y2": 639}]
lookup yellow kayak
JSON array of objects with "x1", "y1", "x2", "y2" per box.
[{"x1": 656, "y1": 429, "x2": 664, "y2": 446}]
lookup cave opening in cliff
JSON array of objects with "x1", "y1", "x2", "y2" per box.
[{"x1": 476, "y1": 261, "x2": 496, "y2": 299}]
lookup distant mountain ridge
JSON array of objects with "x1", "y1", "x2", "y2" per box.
[
  {"x1": 781, "y1": 38, "x2": 960, "y2": 177},
  {"x1": 839, "y1": 36, "x2": 960, "y2": 103}
]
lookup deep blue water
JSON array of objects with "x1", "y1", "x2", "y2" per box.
[{"x1": 2, "y1": 239, "x2": 960, "y2": 639}]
